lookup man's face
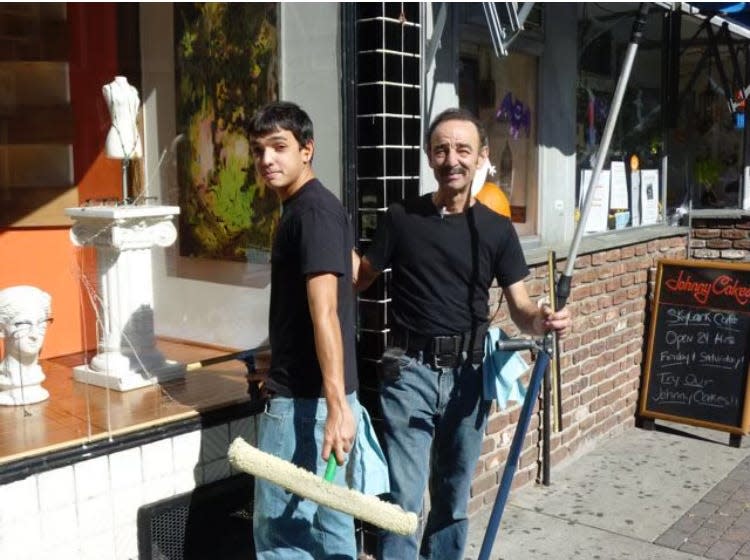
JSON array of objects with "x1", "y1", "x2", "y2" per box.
[
  {"x1": 250, "y1": 128, "x2": 313, "y2": 193},
  {"x1": 428, "y1": 119, "x2": 485, "y2": 193},
  {"x1": 3, "y1": 310, "x2": 49, "y2": 359}
]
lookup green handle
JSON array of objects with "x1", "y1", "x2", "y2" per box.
[{"x1": 324, "y1": 454, "x2": 337, "y2": 482}]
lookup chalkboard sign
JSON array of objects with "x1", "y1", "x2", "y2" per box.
[{"x1": 639, "y1": 259, "x2": 750, "y2": 434}]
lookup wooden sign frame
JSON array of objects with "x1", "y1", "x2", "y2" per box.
[{"x1": 639, "y1": 259, "x2": 750, "y2": 435}]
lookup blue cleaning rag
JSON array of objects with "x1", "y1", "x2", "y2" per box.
[
  {"x1": 483, "y1": 327, "x2": 530, "y2": 410},
  {"x1": 348, "y1": 406, "x2": 390, "y2": 495}
]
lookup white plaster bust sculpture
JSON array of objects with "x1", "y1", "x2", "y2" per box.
[
  {"x1": 102, "y1": 75, "x2": 143, "y2": 160},
  {"x1": 0, "y1": 285, "x2": 52, "y2": 405}
]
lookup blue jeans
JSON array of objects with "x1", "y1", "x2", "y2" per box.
[
  {"x1": 377, "y1": 354, "x2": 489, "y2": 560},
  {"x1": 253, "y1": 393, "x2": 361, "y2": 560}
]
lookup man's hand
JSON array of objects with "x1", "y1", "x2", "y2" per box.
[
  {"x1": 323, "y1": 399, "x2": 357, "y2": 465},
  {"x1": 537, "y1": 304, "x2": 571, "y2": 338},
  {"x1": 505, "y1": 281, "x2": 573, "y2": 338},
  {"x1": 354, "y1": 255, "x2": 382, "y2": 292}
]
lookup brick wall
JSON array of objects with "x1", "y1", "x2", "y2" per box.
[
  {"x1": 690, "y1": 217, "x2": 750, "y2": 261},
  {"x1": 469, "y1": 234, "x2": 688, "y2": 513}
]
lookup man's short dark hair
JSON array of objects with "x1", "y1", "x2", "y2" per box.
[
  {"x1": 426, "y1": 107, "x2": 486, "y2": 151},
  {"x1": 248, "y1": 101, "x2": 314, "y2": 147}
]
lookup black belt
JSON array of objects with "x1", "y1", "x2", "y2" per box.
[{"x1": 390, "y1": 326, "x2": 485, "y2": 369}]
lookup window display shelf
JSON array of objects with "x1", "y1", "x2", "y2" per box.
[{"x1": 0, "y1": 338, "x2": 261, "y2": 478}]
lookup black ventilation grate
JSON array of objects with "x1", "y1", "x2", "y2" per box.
[{"x1": 137, "y1": 474, "x2": 255, "y2": 560}]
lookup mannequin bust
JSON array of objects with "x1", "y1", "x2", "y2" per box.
[
  {"x1": 102, "y1": 75, "x2": 143, "y2": 160},
  {"x1": 0, "y1": 285, "x2": 52, "y2": 405}
]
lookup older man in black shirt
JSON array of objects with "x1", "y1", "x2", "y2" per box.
[{"x1": 356, "y1": 107, "x2": 571, "y2": 560}]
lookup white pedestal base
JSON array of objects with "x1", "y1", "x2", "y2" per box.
[
  {"x1": 73, "y1": 361, "x2": 185, "y2": 392},
  {"x1": 66, "y1": 205, "x2": 183, "y2": 392},
  {"x1": 0, "y1": 385, "x2": 49, "y2": 405}
]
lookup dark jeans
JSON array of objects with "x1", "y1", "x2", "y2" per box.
[{"x1": 377, "y1": 353, "x2": 488, "y2": 560}]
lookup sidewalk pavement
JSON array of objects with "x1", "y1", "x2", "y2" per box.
[{"x1": 464, "y1": 421, "x2": 750, "y2": 560}]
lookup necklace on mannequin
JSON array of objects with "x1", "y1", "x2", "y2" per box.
[{"x1": 107, "y1": 80, "x2": 139, "y2": 160}]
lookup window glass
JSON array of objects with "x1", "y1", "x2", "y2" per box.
[
  {"x1": 668, "y1": 14, "x2": 746, "y2": 211},
  {"x1": 577, "y1": 4, "x2": 750, "y2": 231},
  {"x1": 576, "y1": 3, "x2": 665, "y2": 232},
  {"x1": 459, "y1": 6, "x2": 540, "y2": 236}
]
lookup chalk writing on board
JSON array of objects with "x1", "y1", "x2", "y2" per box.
[
  {"x1": 664, "y1": 308, "x2": 740, "y2": 329},
  {"x1": 641, "y1": 259, "x2": 750, "y2": 433}
]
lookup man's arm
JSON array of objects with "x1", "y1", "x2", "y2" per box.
[
  {"x1": 352, "y1": 249, "x2": 361, "y2": 285},
  {"x1": 307, "y1": 272, "x2": 356, "y2": 465},
  {"x1": 504, "y1": 280, "x2": 571, "y2": 338},
  {"x1": 353, "y1": 253, "x2": 382, "y2": 292}
]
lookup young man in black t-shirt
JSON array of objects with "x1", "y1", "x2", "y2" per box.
[
  {"x1": 249, "y1": 101, "x2": 360, "y2": 559},
  {"x1": 355, "y1": 108, "x2": 571, "y2": 560}
]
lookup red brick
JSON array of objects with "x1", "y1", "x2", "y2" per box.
[
  {"x1": 580, "y1": 386, "x2": 597, "y2": 404},
  {"x1": 605, "y1": 248, "x2": 622, "y2": 262},
  {"x1": 621, "y1": 245, "x2": 636, "y2": 259},
  {"x1": 486, "y1": 414, "x2": 509, "y2": 434},
  {"x1": 722, "y1": 229, "x2": 747, "y2": 239},
  {"x1": 570, "y1": 284, "x2": 591, "y2": 300},
  {"x1": 620, "y1": 272, "x2": 635, "y2": 288},
  {"x1": 613, "y1": 290, "x2": 628, "y2": 305},
  {"x1": 605, "y1": 277, "x2": 619, "y2": 292},
  {"x1": 707, "y1": 238, "x2": 732, "y2": 249},
  {"x1": 471, "y1": 471, "x2": 499, "y2": 496},
  {"x1": 598, "y1": 265, "x2": 614, "y2": 280}
]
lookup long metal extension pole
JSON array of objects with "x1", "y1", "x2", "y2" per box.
[
  {"x1": 478, "y1": 348, "x2": 551, "y2": 560},
  {"x1": 556, "y1": 3, "x2": 650, "y2": 310},
  {"x1": 478, "y1": 6, "x2": 652, "y2": 559}
]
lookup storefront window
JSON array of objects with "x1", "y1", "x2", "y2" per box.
[
  {"x1": 667, "y1": 12, "x2": 747, "y2": 211},
  {"x1": 576, "y1": 3, "x2": 666, "y2": 232},
  {"x1": 459, "y1": 5, "x2": 541, "y2": 236},
  {"x1": 577, "y1": 4, "x2": 750, "y2": 232}
]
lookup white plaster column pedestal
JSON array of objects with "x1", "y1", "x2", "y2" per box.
[{"x1": 65, "y1": 205, "x2": 183, "y2": 391}]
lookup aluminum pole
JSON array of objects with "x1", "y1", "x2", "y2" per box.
[{"x1": 557, "y1": 3, "x2": 651, "y2": 310}]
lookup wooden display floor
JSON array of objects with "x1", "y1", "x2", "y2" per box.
[{"x1": 0, "y1": 339, "x2": 260, "y2": 466}]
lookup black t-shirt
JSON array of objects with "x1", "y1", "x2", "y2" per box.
[
  {"x1": 267, "y1": 179, "x2": 358, "y2": 398},
  {"x1": 365, "y1": 194, "x2": 529, "y2": 335}
]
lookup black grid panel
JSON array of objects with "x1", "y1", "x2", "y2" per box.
[
  {"x1": 354, "y1": 6, "x2": 421, "y2": 551},
  {"x1": 355, "y1": 1, "x2": 422, "y2": 393}
]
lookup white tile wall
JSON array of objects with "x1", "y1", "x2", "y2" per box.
[
  {"x1": 77, "y1": 493, "x2": 114, "y2": 537},
  {"x1": 0, "y1": 474, "x2": 37, "y2": 521},
  {"x1": 202, "y1": 457, "x2": 231, "y2": 484},
  {"x1": 141, "y1": 475, "x2": 175, "y2": 505},
  {"x1": 114, "y1": 526, "x2": 138, "y2": 560},
  {"x1": 172, "y1": 429, "x2": 202, "y2": 469},
  {"x1": 141, "y1": 439, "x2": 174, "y2": 480},
  {"x1": 0, "y1": 416, "x2": 253, "y2": 560},
  {"x1": 37, "y1": 465, "x2": 75, "y2": 511},
  {"x1": 109, "y1": 446, "x2": 142, "y2": 491},
  {"x1": 112, "y1": 486, "x2": 143, "y2": 528},
  {"x1": 230, "y1": 415, "x2": 257, "y2": 444},
  {"x1": 2, "y1": 513, "x2": 42, "y2": 557},
  {"x1": 40, "y1": 503, "x2": 78, "y2": 547},
  {"x1": 74, "y1": 454, "x2": 110, "y2": 501},
  {"x1": 200, "y1": 424, "x2": 230, "y2": 463},
  {"x1": 79, "y1": 530, "x2": 116, "y2": 560},
  {"x1": 173, "y1": 468, "x2": 198, "y2": 495},
  {"x1": 41, "y1": 541, "x2": 81, "y2": 560}
]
